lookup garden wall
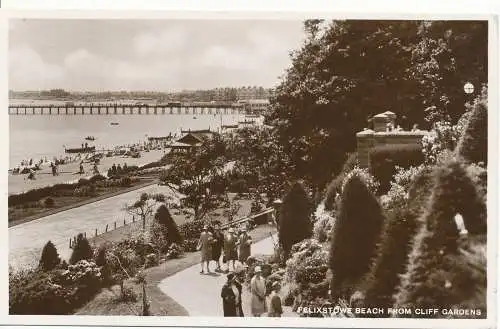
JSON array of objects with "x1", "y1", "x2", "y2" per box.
[{"x1": 356, "y1": 130, "x2": 428, "y2": 168}]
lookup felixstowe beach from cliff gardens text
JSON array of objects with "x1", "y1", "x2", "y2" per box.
[{"x1": 7, "y1": 17, "x2": 491, "y2": 322}]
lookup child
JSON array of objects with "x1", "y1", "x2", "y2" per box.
[{"x1": 268, "y1": 282, "x2": 283, "y2": 317}]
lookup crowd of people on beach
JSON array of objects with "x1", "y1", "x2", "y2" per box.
[{"x1": 196, "y1": 224, "x2": 283, "y2": 317}]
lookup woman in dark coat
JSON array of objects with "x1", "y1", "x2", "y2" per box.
[
  {"x1": 221, "y1": 273, "x2": 244, "y2": 317},
  {"x1": 211, "y1": 226, "x2": 224, "y2": 272}
]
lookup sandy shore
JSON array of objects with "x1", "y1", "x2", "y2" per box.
[{"x1": 8, "y1": 149, "x2": 167, "y2": 195}]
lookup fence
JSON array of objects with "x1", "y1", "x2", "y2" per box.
[
  {"x1": 69, "y1": 214, "x2": 139, "y2": 249},
  {"x1": 220, "y1": 207, "x2": 275, "y2": 230}
]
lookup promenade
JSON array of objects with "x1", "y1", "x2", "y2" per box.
[
  {"x1": 8, "y1": 149, "x2": 166, "y2": 195},
  {"x1": 8, "y1": 184, "x2": 178, "y2": 270}
]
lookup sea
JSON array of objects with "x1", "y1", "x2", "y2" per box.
[{"x1": 9, "y1": 99, "x2": 245, "y2": 169}]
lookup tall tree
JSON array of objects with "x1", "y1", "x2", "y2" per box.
[
  {"x1": 160, "y1": 134, "x2": 227, "y2": 220},
  {"x1": 269, "y1": 20, "x2": 487, "y2": 191}
]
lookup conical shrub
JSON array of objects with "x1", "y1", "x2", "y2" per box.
[
  {"x1": 39, "y1": 240, "x2": 61, "y2": 271},
  {"x1": 70, "y1": 233, "x2": 93, "y2": 265},
  {"x1": 278, "y1": 182, "x2": 312, "y2": 256},
  {"x1": 329, "y1": 173, "x2": 385, "y2": 299},
  {"x1": 457, "y1": 91, "x2": 488, "y2": 165}
]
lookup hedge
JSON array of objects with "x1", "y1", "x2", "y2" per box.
[{"x1": 369, "y1": 144, "x2": 424, "y2": 194}]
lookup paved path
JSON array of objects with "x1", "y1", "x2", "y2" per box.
[
  {"x1": 8, "y1": 184, "x2": 176, "y2": 270},
  {"x1": 158, "y1": 234, "x2": 295, "y2": 317}
]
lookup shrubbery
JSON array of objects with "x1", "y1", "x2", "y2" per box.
[
  {"x1": 329, "y1": 173, "x2": 385, "y2": 299},
  {"x1": 9, "y1": 260, "x2": 103, "y2": 315},
  {"x1": 456, "y1": 94, "x2": 488, "y2": 165},
  {"x1": 285, "y1": 239, "x2": 330, "y2": 305},
  {"x1": 312, "y1": 203, "x2": 335, "y2": 243},
  {"x1": 150, "y1": 205, "x2": 183, "y2": 252},
  {"x1": 70, "y1": 234, "x2": 93, "y2": 265},
  {"x1": 44, "y1": 197, "x2": 55, "y2": 208},
  {"x1": 39, "y1": 241, "x2": 61, "y2": 271},
  {"x1": 393, "y1": 160, "x2": 487, "y2": 316},
  {"x1": 178, "y1": 220, "x2": 206, "y2": 241},
  {"x1": 278, "y1": 182, "x2": 312, "y2": 256},
  {"x1": 369, "y1": 144, "x2": 424, "y2": 194},
  {"x1": 324, "y1": 153, "x2": 358, "y2": 210}
]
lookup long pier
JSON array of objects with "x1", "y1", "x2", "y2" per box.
[{"x1": 8, "y1": 104, "x2": 246, "y2": 115}]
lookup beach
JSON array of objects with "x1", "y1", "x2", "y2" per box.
[{"x1": 8, "y1": 149, "x2": 167, "y2": 195}]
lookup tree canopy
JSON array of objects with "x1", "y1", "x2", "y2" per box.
[{"x1": 268, "y1": 20, "x2": 487, "y2": 191}]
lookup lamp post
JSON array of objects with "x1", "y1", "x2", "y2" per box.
[{"x1": 464, "y1": 82, "x2": 475, "y2": 95}]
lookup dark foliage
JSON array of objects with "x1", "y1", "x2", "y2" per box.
[
  {"x1": 39, "y1": 241, "x2": 61, "y2": 271},
  {"x1": 329, "y1": 174, "x2": 385, "y2": 299},
  {"x1": 153, "y1": 205, "x2": 183, "y2": 251},
  {"x1": 361, "y1": 169, "x2": 435, "y2": 312},
  {"x1": 179, "y1": 220, "x2": 206, "y2": 240},
  {"x1": 44, "y1": 197, "x2": 55, "y2": 208},
  {"x1": 457, "y1": 94, "x2": 488, "y2": 165},
  {"x1": 324, "y1": 153, "x2": 358, "y2": 211},
  {"x1": 369, "y1": 144, "x2": 425, "y2": 194},
  {"x1": 9, "y1": 270, "x2": 73, "y2": 314},
  {"x1": 278, "y1": 182, "x2": 312, "y2": 255},
  {"x1": 426, "y1": 161, "x2": 486, "y2": 252},
  {"x1": 69, "y1": 233, "x2": 93, "y2": 265},
  {"x1": 268, "y1": 20, "x2": 486, "y2": 191}
]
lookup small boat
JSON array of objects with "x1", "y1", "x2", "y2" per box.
[
  {"x1": 193, "y1": 116, "x2": 197, "y2": 119},
  {"x1": 110, "y1": 122, "x2": 119, "y2": 126},
  {"x1": 65, "y1": 146, "x2": 96, "y2": 154},
  {"x1": 85, "y1": 136, "x2": 96, "y2": 141}
]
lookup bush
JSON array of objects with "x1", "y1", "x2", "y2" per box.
[
  {"x1": 120, "y1": 176, "x2": 132, "y2": 187},
  {"x1": 144, "y1": 253, "x2": 158, "y2": 268},
  {"x1": 39, "y1": 241, "x2": 61, "y2": 271},
  {"x1": 9, "y1": 270, "x2": 73, "y2": 314},
  {"x1": 179, "y1": 220, "x2": 206, "y2": 240},
  {"x1": 329, "y1": 173, "x2": 385, "y2": 299},
  {"x1": 369, "y1": 144, "x2": 424, "y2": 194},
  {"x1": 278, "y1": 182, "x2": 312, "y2": 256},
  {"x1": 8, "y1": 183, "x2": 78, "y2": 208},
  {"x1": 312, "y1": 203, "x2": 335, "y2": 243},
  {"x1": 44, "y1": 197, "x2": 55, "y2": 208},
  {"x1": 166, "y1": 243, "x2": 182, "y2": 259},
  {"x1": 69, "y1": 234, "x2": 93, "y2": 265},
  {"x1": 181, "y1": 238, "x2": 199, "y2": 252},
  {"x1": 73, "y1": 185, "x2": 97, "y2": 197},
  {"x1": 285, "y1": 239, "x2": 329, "y2": 301},
  {"x1": 88, "y1": 174, "x2": 106, "y2": 183},
  {"x1": 229, "y1": 178, "x2": 248, "y2": 193},
  {"x1": 150, "y1": 205, "x2": 183, "y2": 252},
  {"x1": 456, "y1": 95, "x2": 488, "y2": 165},
  {"x1": 324, "y1": 153, "x2": 358, "y2": 210}
]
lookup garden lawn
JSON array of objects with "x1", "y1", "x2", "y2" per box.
[{"x1": 76, "y1": 223, "x2": 276, "y2": 316}]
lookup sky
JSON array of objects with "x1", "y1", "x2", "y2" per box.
[{"x1": 8, "y1": 19, "x2": 306, "y2": 92}]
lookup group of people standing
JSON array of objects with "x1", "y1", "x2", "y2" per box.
[
  {"x1": 196, "y1": 223, "x2": 283, "y2": 318},
  {"x1": 197, "y1": 224, "x2": 252, "y2": 274},
  {"x1": 221, "y1": 266, "x2": 283, "y2": 317}
]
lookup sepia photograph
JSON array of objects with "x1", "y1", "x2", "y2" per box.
[{"x1": 4, "y1": 13, "x2": 494, "y2": 325}]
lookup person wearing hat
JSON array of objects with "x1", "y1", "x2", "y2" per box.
[
  {"x1": 197, "y1": 225, "x2": 213, "y2": 274},
  {"x1": 223, "y1": 227, "x2": 238, "y2": 272},
  {"x1": 267, "y1": 282, "x2": 283, "y2": 317},
  {"x1": 220, "y1": 273, "x2": 244, "y2": 317},
  {"x1": 211, "y1": 224, "x2": 224, "y2": 272},
  {"x1": 237, "y1": 227, "x2": 252, "y2": 265},
  {"x1": 250, "y1": 266, "x2": 267, "y2": 316}
]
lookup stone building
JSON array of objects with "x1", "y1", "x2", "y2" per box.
[{"x1": 356, "y1": 111, "x2": 428, "y2": 168}]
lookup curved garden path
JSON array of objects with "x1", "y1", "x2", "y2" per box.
[{"x1": 158, "y1": 233, "x2": 295, "y2": 317}]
